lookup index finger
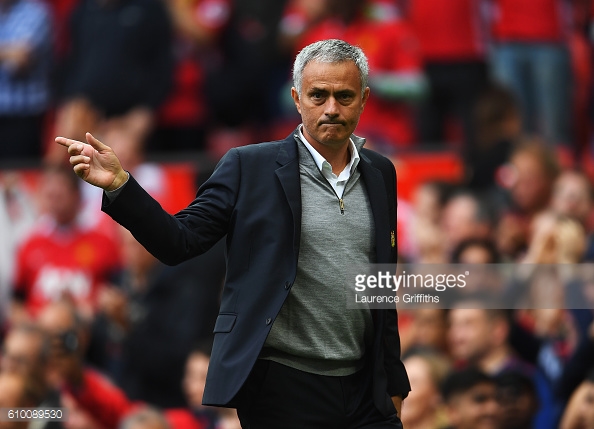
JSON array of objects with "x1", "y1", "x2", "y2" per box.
[
  {"x1": 55, "y1": 136, "x2": 83, "y2": 148},
  {"x1": 55, "y1": 136, "x2": 86, "y2": 155}
]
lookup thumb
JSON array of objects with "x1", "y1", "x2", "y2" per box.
[{"x1": 85, "y1": 132, "x2": 110, "y2": 152}]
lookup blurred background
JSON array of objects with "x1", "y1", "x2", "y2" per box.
[{"x1": 1, "y1": 0, "x2": 594, "y2": 428}]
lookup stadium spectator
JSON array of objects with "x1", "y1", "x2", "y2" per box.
[
  {"x1": 0, "y1": 173, "x2": 35, "y2": 328},
  {"x1": 488, "y1": 0, "x2": 574, "y2": 147},
  {"x1": 152, "y1": 0, "x2": 231, "y2": 153},
  {"x1": 522, "y1": 211, "x2": 587, "y2": 264},
  {"x1": 496, "y1": 139, "x2": 560, "y2": 260},
  {"x1": 183, "y1": 341, "x2": 241, "y2": 429},
  {"x1": 37, "y1": 302, "x2": 226, "y2": 429},
  {"x1": 559, "y1": 368, "x2": 594, "y2": 429},
  {"x1": 290, "y1": 0, "x2": 427, "y2": 151},
  {"x1": 0, "y1": 0, "x2": 52, "y2": 161},
  {"x1": 440, "y1": 191, "x2": 493, "y2": 256},
  {"x1": 401, "y1": 348, "x2": 450, "y2": 429},
  {"x1": 465, "y1": 84, "x2": 522, "y2": 194},
  {"x1": 440, "y1": 368, "x2": 499, "y2": 429},
  {"x1": 401, "y1": 309, "x2": 449, "y2": 355},
  {"x1": 549, "y1": 170, "x2": 594, "y2": 260},
  {"x1": 451, "y1": 238, "x2": 500, "y2": 264},
  {"x1": 550, "y1": 170, "x2": 594, "y2": 228},
  {"x1": 12, "y1": 165, "x2": 121, "y2": 320},
  {"x1": 202, "y1": 0, "x2": 289, "y2": 154},
  {"x1": 494, "y1": 370, "x2": 539, "y2": 429},
  {"x1": 408, "y1": 181, "x2": 451, "y2": 263},
  {"x1": 48, "y1": 0, "x2": 174, "y2": 166},
  {"x1": 406, "y1": 0, "x2": 489, "y2": 149},
  {"x1": 87, "y1": 228, "x2": 224, "y2": 408},
  {"x1": 0, "y1": 372, "x2": 46, "y2": 429},
  {"x1": 448, "y1": 307, "x2": 560, "y2": 428},
  {"x1": 0, "y1": 324, "x2": 63, "y2": 429}
]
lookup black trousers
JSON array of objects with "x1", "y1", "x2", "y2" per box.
[{"x1": 236, "y1": 360, "x2": 403, "y2": 429}]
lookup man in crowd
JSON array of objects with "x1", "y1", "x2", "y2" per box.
[
  {"x1": 56, "y1": 39, "x2": 410, "y2": 428},
  {"x1": 1, "y1": 324, "x2": 63, "y2": 429},
  {"x1": 440, "y1": 368, "x2": 500, "y2": 429}
]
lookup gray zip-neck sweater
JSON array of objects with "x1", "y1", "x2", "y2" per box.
[{"x1": 261, "y1": 136, "x2": 375, "y2": 376}]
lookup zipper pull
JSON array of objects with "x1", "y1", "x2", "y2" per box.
[{"x1": 339, "y1": 198, "x2": 344, "y2": 215}]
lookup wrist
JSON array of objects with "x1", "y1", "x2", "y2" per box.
[{"x1": 105, "y1": 170, "x2": 129, "y2": 192}]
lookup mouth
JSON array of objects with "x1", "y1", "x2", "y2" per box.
[{"x1": 320, "y1": 122, "x2": 345, "y2": 127}]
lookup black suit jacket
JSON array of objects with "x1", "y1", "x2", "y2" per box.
[{"x1": 102, "y1": 130, "x2": 411, "y2": 415}]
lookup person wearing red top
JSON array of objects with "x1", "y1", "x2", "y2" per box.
[
  {"x1": 12, "y1": 165, "x2": 121, "y2": 320},
  {"x1": 289, "y1": 0, "x2": 427, "y2": 150},
  {"x1": 37, "y1": 301, "x2": 206, "y2": 429},
  {"x1": 489, "y1": 0, "x2": 573, "y2": 147},
  {"x1": 152, "y1": 0, "x2": 232, "y2": 153},
  {"x1": 406, "y1": 0, "x2": 489, "y2": 148}
]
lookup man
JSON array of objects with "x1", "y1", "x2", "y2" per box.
[
  {"x1": 1, "y1": 324, "x2": 63, "y2": 429},
  {"x1": 0, "y1": 372, "x2": 46, "y2": 429},
  {"x1": 56, "y1": 39, "x2": 410, "y2": 428},
  {"x1": 440, "y1": 368, "x2": 500, "y2": 429},
  {"x1": 447, "y1": 307, "x2": 558, "y2": 429},
  {"x1": 12, "y1": 165, "x2": 121, "y2": 320},
  {"x1": 47, "y1": 0, "x2": 174, "y2": 165},
  {"x1": 0, "y1": 0, "x2": 52, "y2": 161},
  {"x1": 495, "y1": 370, "x2": 539, "y2": 429}
]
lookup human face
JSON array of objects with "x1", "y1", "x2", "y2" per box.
[
  {"x1": 402, "y1": 356, "x2": 440, "y2": 425},
  {"x1": 0, "y1": 374, "x2": 27, "y2": 429},
  {"x1": 292, "y1": 60, "x2": 369, "y2": 151},
  {"x1": 447, "y1": 383, "x2": 500, "y2": 429},
  {"x1": 510, "y1": 152, "x2": 551, "y2": 214},
  {"x1": 183, "y1": 353, "x2": 209, "y2": 408},
  {"x1": 448, "y1": 309, "x2": 493, "y2": 362},
  {"x1": 1, "y1": 331, "x2": 44, "y2": 377}
]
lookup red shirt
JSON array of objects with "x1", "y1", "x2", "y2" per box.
[
  {"x1": 297, "y1": 13, "x2": 423, "y2": 146},
  {"x1": 491, "y1": 0, "x2": 571, "y2": 42},
  {"x1": 158, "y1": 0, "x2": 231, "y2": 127},
  {"x1": 14, "y1": 218, "x2": 121, "y2": 317},
  {"x1": 68, "y1": 369, "x2": 205, "y2": 429},
  {"x1": 408, "y1": 0, "x2": 487, "y2": 61}
]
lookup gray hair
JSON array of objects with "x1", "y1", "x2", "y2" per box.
[{"x1": 293, "y1": 39, "x2": 369, "y2": 97}]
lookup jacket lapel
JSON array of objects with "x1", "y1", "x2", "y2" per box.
[
  {"x1": 358, "y1": 154, "x2": 391, "y2": 264},
  {"x1": 275, "y1": 131, "x2": 302, "y2": 257}
]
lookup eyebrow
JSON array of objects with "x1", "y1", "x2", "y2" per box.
[{"x1": 307, "y1": 87, "x2": 356, "y2": 96}]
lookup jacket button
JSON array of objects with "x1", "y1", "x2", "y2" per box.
[
  {"x1": 284, "y1": 281, "x2": 291, "y2": 290},
  {"x1": 265, "y1": 318, "x2": 271, "y2": 325}
]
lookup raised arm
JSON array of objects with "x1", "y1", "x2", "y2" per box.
[{"x1": 55, "y1": 133, "x2": 129, "y2": 191}]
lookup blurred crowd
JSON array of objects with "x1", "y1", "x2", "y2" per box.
[{"x1": 1, "y1": 0, "x2": 594, "y2": 428}]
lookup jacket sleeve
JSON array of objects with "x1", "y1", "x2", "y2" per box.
[
  {"x1": 102, "y1": 148, "x2": 240, "y2": 265},
  {"x1": 383, "y1": 159, "x2": 411, "y2": 398},
  {"x1": 383, "y1": 307, "x2": 411, "y2": 398}
]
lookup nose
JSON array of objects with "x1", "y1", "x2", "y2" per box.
[{"x1": 324, "y1": 96, "x2": 340, "y2": 118}]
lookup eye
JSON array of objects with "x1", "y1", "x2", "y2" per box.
[{"x1": 339, "y1": 93, "x2": 354, "y2": 102}]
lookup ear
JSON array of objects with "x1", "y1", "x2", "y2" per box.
[
  {"x1": 291, "y1": 87, "x2": 302, "y2": 115},
  {"x1": 361, "y1": 86, "x2": 370, "y2": 110}
]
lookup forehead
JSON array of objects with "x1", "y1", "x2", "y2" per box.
[
  {"x1": 450, "y1": 308, "x2": 488, "y2": 322},
  {"x1": 5, "y1": 331, "x2": 40, "y2": 350},
  {"x1": 301, "y1": 60, "x2": 361, "y2": 90}
]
